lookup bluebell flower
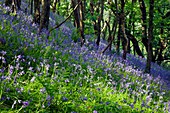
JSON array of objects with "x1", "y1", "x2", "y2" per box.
[
  {"x1": 83, "y1": 97, "x2": 87, "y2": 101},
  {"x1": 93, "y1": 110, "x2": 98, "y2": 113},
  {"x1": 62, "y1": 97, "x2": 68, "y2": 102},
  {"x1": 22, "y1": 101, "x2": 29, "y2": 108}
]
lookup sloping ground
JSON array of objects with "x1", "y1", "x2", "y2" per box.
[
  {"x1": 0, "y1": 2, "x2": 170, "y2": 113},
  {"x1": 49, "y1": 10, "x2": 170, "y2": 90}
]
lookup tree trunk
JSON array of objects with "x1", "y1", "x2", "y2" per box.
[
  {"x1": 127, "y1": 0, "x2": 136, "y2": 53},
  {"x1": 33, "y1": 0, "x2": 40, "y2": 24},
  {"x1": 95, "y1": 1, "x2": 101, "y2": 46},
  {"x1": 127, "y1": 33, "x2": 144, "y2": 57},
  {"x1": 79, "y1": 0, "x2": 85, "y2": 46},
  {"x1": 39, "y1": 0, "x2": 51, "y2": 32},
  {"x1": 116, "y1": 20, "x2": 121, "y2": 54},
  {"x1": 138, "y1": 0, "x2": 148, "y2": 52},
  {"x1": 120, "y1": 0, "x2": 128, "y2": 59},
  {"x1": 30, "y1": 0, "x2": 33, "y2": 14},
  {"x1": 145, "y1": 0, "x2": 154, "y2": 73},
  {"x1": 96, "y1": 0, "x2": 104, "y2": 46},
  {"x1": 12, "y1": 0, "x2": 17, "y2": 13},
  {"x1": 16, "y1": 0, "x2": 21, "y2": 10},
  {"x1": 72, "y1": 0, "x2": 80, "y2": 28},
  {"x1": 72, "y1": 0, "x2": 85, "y2": 46}
]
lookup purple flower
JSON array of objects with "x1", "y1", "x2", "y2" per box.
[
  {"x1": 1, "y1": 51, "x2": 7, "y2": 55},
  {"x1": 93, "y1": 110, "x2": 98, "y2": 113},
  {"x1": 106, "y1": 102, "x2": 110, "y2": 105},
  {"x1": 46, "y1": 95, "x2": 51, "y2": 101},
  {"x1": 65, "y1": 79, "x2": 69, "y2": 83},
  {"x1": 9, "y1": 65, "x2": 14, "y2": 75},
  {"x1": 83, "y1": 97, "x2": 87, "y2": 101},
  {"x1": 62, "y1": 97, "x2": 68, "y2": 102},
  {"x1": 47, "y1": 101, "x2": 51, "y2": 106},
  {"x1": 22, "y1": 101, "x2": 29, "y2": 108},
  {"x1": 97, "y1": 88, "x2": 100, "y2": 91},
  {"x1": 40, "y1": 88, "x2": 46, "y2": 94}
]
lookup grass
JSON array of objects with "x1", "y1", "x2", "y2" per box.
[{"x1": 0, "y1": 3, "x2": 170, "y2": 113}]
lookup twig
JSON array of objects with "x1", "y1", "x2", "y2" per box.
[{"x1": 46, "y1": 0, "x2": 82, "y2": 38}]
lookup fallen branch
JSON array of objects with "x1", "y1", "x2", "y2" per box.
[{"x1": 46, "y1": 0, "x2": 82, "y2": 38}]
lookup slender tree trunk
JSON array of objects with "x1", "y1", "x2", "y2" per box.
[
  {"x1": 72, "y1": 0, "x2": 80, "y2": 29},
  {"x1": 138, "y1": 0, "x2": 148, "y2": 52},
  {"x1": 127, "y1": 33, "x2": 144, "y2": 57},
  {"x1": 79, "y1": 0, "x2": 85, "y2": 46},
  {"x1": 30, "y1": 0, "x2": 33, "y2": 14},
  {"x1": 106, "y1": 21, "x2": 111, "y2": 49},
  {"x1": 120, "y1": 0, "x2": 128, "y2": 59},
  {"x1": 114, "y1": 0, "x2": 120, "y2": 54},
  {"x1": 33, "y1": 0, "x2": 40, "y2": 24},
  {"x1": 127, "y1": 0, "x2": 136, "y2": 53},
  {"x1": 96, "y1": 0, "x2": 104, "y2": 46},
  {"x1": 132, "y1": 13, "x2": 136, "y2": 56},
  {"x1": 96, "y1": 1, "x2": 101, "y2": 46},
  {"x1": 72, "y1": 0, "x2": 85, "y2": 46},
  {"x1": 116, "y1": 20, "x2": 121, "y2": 54},
  {"x1": 12, "y1": 0, "x2": 17, "y2": 13},
  {"x1": 16, "y1": 0, "x2": 21, "y2": 10},
  {"x1": 39, "y1": 0, "x2": 51, "y2": 32},
  {"x1": 145, "y1": 0, "x2": 154, "y2": 73}
]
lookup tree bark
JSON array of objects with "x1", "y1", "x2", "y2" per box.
[
  {"x1": 138, "y1": 0, "x2": 148, "y2": 52},
  {"x1": 72, "y1": 0, "x2": 80, "y2": 28},
  {"x1": 145, "y1": 0, "x2": 154, "y2": 73},
  {"x1": 12, "y1": 0, "x2": 17, "y2": 13},
  {"x1": 16, "y1": 0, "x2": 21, "y2": 10},
  {"x1": 127, "y1": 33, "x2": 144, "y2": 57},
  {"x1": 116, "y1": 20, "x2": 122, "y2": 54},
  {"x1": 120, "y1": 0, "x2": 128, "y2": 59},
  {"x1": 39, "y1": 0, "x2": 51, "y2": 32},
  {"x1": 33, "y1": 0, "x2": 40, "y2": 24},
  {"x1": 79, "y1": 0, "x2": 85, "y2": 46},
  {"x1": 30, "y1": 0, "x2": 33, "y2": 14},
  {"x1": 72, "y1": 0, "x2": 85, "y2": 46}
]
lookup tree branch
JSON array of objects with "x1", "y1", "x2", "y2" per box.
[{"x1": 46, "y1": 0, "x2": 82, "y2": 38}]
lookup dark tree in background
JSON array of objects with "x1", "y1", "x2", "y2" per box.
[
  {"x1": 72, "y1": 0, "x2": 85, "y2": 46},
  {"x1": 145, "y1": 0, "x2": 154, "y2": 73},
  {"x1": 5, "y1": 0, "x2": 21, "y2": 13},
  {"x1": 138, "y1": 0, "x2": 148, "y2": 53},
  {"x1": 96, "y1": 0, "x2": 104, "y2": 46},
  {"x1": 120, "y1": 0, "x2": 128, "y2": 59},
  {"x1": 33, "y1": 0, "x2": 40, "y2": 24},
  {"x1": 39, "y1": 0, "x2": 51, "y2": 32}
]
